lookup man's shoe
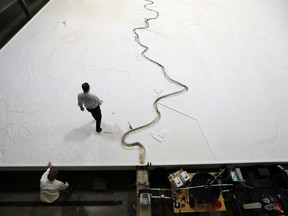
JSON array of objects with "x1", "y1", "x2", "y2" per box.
[{"x1": 96, "y1": 128, "x2": 102, "y2": 133}]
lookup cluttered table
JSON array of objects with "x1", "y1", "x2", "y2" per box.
[{"x1": 168, "y1": 169, "x2": 226, "y2": 213}]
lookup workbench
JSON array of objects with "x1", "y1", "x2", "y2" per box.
[{"x1": 169, "y1": 170, "x2": 226, "y2": 213}]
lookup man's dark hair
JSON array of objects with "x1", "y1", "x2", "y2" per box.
[
  {"x1": 48, "y1": 167, "x2": 58, "y2": 181},
  {"x1": 82, "y1": 82, "x2": 90, "y2": 93}
]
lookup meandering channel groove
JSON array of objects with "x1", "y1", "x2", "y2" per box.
[{"x1": 121, "y1": 0, "x2": 189, "y2": 164}]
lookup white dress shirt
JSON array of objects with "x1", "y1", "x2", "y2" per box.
[
  {"x1": 78, "y1": 92, "x2": 102, "y2": 110},
  {"x1": 40, "y1": 168, "x2": 69, "y2": 203}
]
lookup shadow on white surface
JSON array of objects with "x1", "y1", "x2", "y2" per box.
[{"x1": 64, "y1": 120, "x2": 95, "y2": 142}]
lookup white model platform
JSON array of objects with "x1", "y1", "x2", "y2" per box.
[{"x1": 0, "y1": 0, "x2": 288, "y2": 167}]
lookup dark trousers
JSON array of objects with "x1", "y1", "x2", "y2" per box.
[{"x1": 87, "y1": 106, "x2": 102, "y2": 131}]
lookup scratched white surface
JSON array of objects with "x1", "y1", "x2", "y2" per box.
[{"x1": 0, "y1": 0, "x2": 288, "y2": 167}]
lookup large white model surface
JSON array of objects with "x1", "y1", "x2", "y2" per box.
[{"x1": 0, "y1": 0, "x2": 288, "y2": 167}]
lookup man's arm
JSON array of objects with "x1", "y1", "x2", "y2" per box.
[
  {"x1": 78, "y1": 94, "x2": 85, "y2": 111},
  {"x1": 40, "y1": 162, "x2": 52, "y2": 181},
  {"x1": 40, "y1": 168, "x2": 50, "y2": 181},
  {"x1": 55, "y1": 180, "x2": 69, "y2": 191},
  {"x1": 93, "y1": 95, "x2": 103, "y2": 106}
]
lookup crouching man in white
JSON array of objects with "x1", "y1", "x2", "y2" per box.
[{"x1": 40, "y1": 161, "x2": 69, "y2": 203}]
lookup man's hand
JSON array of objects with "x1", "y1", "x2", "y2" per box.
[
  {"x1": 48, "y1": 161, "x2": 53, "y2": 168},
  {"x1": 80, "y1": 107, "x2": 85, "y2": 111}
]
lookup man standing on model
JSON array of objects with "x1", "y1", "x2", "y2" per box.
[{"x1": 78, "y1": 82, "x2": 103, "y2": 133}]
